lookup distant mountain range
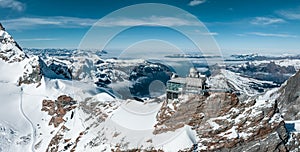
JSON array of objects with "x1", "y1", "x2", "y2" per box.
[{"x1": 165, "y1": 52, "x2": 300, "y2": 61}]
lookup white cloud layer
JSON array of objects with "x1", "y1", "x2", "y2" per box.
[
  {"x1": 249, "y1": 32, "x2": 297, "y2": 38},
  {"x1": 18, "y1": 38, "x2": 59, "y2": 42},
  {"x1": 2, "y1": 16, "x2": 203, "y2": 30},
  {"x1": 188, "y1": 0, "x2": 206, "y2": 6},
  {"x1": 277, "y1": 8, "x2": 300, "y2": 20},
  {"x1": 250, "y1": 17, "x2": 285, "y2": 25},
  {"x1": 1, "y1": 16, "x2": 98, "y2": 29},
  {"x1": 0, "y1": 0, "x2": 25, "y2": 11},
  {"x1": 97, "y1": 16, "x2": 202, "y2": 27},
  {"x1": 194, "y1": 30, "x2": 218, "y2": 36}
]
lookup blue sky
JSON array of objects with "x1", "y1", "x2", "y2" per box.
[{"x1": 0, "y1": 0, "x2": 300, "y2": 55}]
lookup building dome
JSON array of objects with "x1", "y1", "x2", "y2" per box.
[
  {"x1": 189, "y1": 67, "x2": 197, "y2": 73},
  {"x1": 189, "y1": 67, "x2": 199, "y2": 78}
]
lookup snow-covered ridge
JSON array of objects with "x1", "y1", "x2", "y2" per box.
[
  {"x1": 0, "y1": 27, "x2": 26, "y2": 63},
  {"x1": 0, "y1": 25, "x2": 42, "y2": 85}
]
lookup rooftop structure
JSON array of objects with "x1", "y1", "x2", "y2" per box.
[{"x1": 166, "y1": 68, "x2": 206, "y2": 100}]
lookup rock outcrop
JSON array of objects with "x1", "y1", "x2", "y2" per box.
[
  {"x1": 277, "y1": 70, "x2": 300, "y2": 120},
  {"x1": 18, "y1": 57, "x2": 42, "y2": 86},
  {"x1": 41, "y1": 95, "x2": 77, "y2": 128}
]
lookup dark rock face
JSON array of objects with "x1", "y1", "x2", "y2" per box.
[
  {"x1": 129, "y1": 63, "x2": 172, "y2": 97},
  {"x1": 277, "y1": 70, "x2": 300, "y2": 120},
  {"x1": 48, "y1": 63, "x2": 72, "y2": 79},
  {"x1": 95, "y1": 73, "x2": 111, "y2": 87},
  {"x1": 39, "y1": 58, "x2": 72, "y2": 80},
  {"x1": 155, "y1": 92, "x2": 289, "y2": 151}
]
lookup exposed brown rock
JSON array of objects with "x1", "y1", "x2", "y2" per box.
[
  {"x1": 57, "y1": 107, "x2": 66, "y2": 116},
  {"x1": 64, "y1": 139, "x2": 71, "y2": 143},
  {"x1": 41, "y1": 95, "x2": 77, "y2": 128}
]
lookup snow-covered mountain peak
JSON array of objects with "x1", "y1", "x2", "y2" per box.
[
  {"x1": 0, "y1": 23, "x2": 26, "y2": 63},
  {"x1": 0, "y1": 24, "x2": 42, "y2": 86}
]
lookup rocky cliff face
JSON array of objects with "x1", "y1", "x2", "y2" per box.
[
  {"x1": 274, "y1": 70, "x2": 300, "y2": 151},
  {"x1": 155, "y1": 90, "x2": 288, "y2": 151},
  {"x1": 39, "y1": 57, "x2": 72, "y2": 80},
  {"x1": 18, "y1": 56, "x2": 42, "y2": 86},
  {"x1": 276, "y1": 70, "x2": 300, "y2": 120}
]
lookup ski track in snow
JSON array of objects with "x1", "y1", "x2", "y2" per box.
[{"x1": 20, "y1": 87, "x2": 36, "y2": 152}]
